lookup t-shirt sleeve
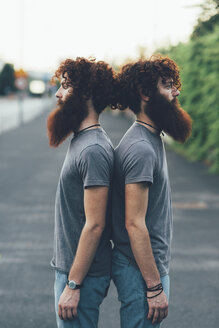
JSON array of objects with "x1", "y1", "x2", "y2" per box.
[
  {"x1": 77, "y1": 144, "x2": 112, "y2": 188},
  {"x1": 122, "y1": 141, "x2": 156, "y2": 185}
]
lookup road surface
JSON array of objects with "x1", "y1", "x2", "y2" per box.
[{"x1": 0, "y1": 105, "x2": 218, "y2": 327}]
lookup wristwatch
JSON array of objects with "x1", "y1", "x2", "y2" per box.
[{"x1": 67, "y1": 280, "x2": 83, "y2": 290}]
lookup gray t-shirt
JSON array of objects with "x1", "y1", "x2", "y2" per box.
[
  {"x1": 112, "y1": 122, "x2": 173, "y2": 277},
  {"x1": 51, "y1": 128, "x2": 114, "y2": 276}
]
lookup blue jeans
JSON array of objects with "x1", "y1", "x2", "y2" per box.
[
  {"x1": 54, "y1": 270, "x2": 110, "y2": 328},
  {"x1": 112, "y1": 248, "x2": 170, "y2": 328}
]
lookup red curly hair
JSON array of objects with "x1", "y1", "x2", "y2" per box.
[
  {"x1": 54, "y1": 57, "x2": 116, "y2": 114},
  {"x1": 115, "y1": 55, "x2": 181, "y2": 114}
]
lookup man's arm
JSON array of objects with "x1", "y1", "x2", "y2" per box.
[
  {"x1": 58, "y1": 186, "x2": 109, "y2": 321},
  {"x1": 125, "y1": 182, "x2": 168, "y2": 324}
]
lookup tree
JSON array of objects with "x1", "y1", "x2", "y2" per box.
[
  {"x1": 0, "y1": 63, "x2": 16, "y2": 95},
  {"x1": 191, "y1": 0, "x2": 219, "y2": 39}
]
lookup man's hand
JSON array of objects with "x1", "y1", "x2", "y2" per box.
[
  {"x1": 58, "y1": 285, "x2": 80, "y2": 321},
  {"x1": 147, "y1": 291, "x2": 168, "y2": 324}
]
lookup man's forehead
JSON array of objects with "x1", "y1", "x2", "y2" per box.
[
  {"x1": 60, "y1": 73, "x2": 69, "y2": 83},
  {"x1": 60, "y1": 77, "x2": 66, "y2": 83},
  {"x1": 159, "y1": 76, "x2": 173, "y2": 84}
]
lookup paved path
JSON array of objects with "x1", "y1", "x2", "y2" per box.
[
  {"x1": 0, "y1": 105, "x2": 218, "y2": 327},
  {"x1": 0, "y1": 96, "x2": 53, "y2": 134}
]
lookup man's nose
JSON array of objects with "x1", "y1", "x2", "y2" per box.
[
  {"x1": 172, "y1": 87, "x2": 180, "y2": 97},
  {"x1": 55, "y1": 89, "x2": 62, "y2": 98}
]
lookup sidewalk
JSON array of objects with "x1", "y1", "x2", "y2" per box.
[
  {"x1": 0, "y1": 107, "x2": 218, "y2": 327},
  {"x1": 0, "y1": 96, "x2": 54, "y2": 134}
]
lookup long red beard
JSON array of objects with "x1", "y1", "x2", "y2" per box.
[
  {"x1": 47, "y1": 94, "x2": 88, "y2": 147},
  {"x1": 146, "y1": 93, "x2": 192, "y2": 143}
]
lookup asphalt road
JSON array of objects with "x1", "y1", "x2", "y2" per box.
[{"x1": 0, "y1": 104, "x2": 218, "y2": 328}]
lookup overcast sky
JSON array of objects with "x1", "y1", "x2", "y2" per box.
[{"x1": 0, "y1": 0, "x2": 203, "y2": 72}]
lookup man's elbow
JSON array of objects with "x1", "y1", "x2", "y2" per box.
[
  {"x1": 125, "y1": 219, "x2": 146, "y2": 235},
  {"x1": 87, "y1": 222, "x2": 105, "y2": 236}
]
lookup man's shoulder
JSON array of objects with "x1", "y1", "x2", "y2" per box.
[
  {"x1": 96, "y1": 129, "x2": 114, "y2": 153},
  {"x1": 75, "y1": 137, "x2": 114, "y2": 180},
  {"x1": 74, "y1": 129, "x2": 113, "y2": 156},
  {"x1": 116, "y1": 134, "x2": 155, "y2": 159},
  {"x1": 78, "y1": 137, "x2": 114, "y2": 168},
  {"x1": 84, "y1": 132, "x2": 113, "y2": 157},
  {"x1": 80, "y1": 142, "x2": 112, "y2": 158},
  {"x1": 117, "y1": 123, "x2": 153, "y2": 147}
]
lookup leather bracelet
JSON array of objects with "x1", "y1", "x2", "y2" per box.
[
  {"x1": 146, "y1": 283, "x2": 163, "y2": 299},
  {"x1": 146, "y1": 282, "x2": 163, "y2": 292},
  {"x1": 146, "y1": 289, "x2": 163, "y2": 299}
]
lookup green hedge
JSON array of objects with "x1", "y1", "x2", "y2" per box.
[{"x1": 160, "y1": 25, "x2": 219, "y2": 173}]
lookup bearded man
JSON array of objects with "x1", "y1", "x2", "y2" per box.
[
  {"x1": 111, "y1": 56, "x2": 192, "y2": 328},
  {"x1": 47, "y1": 57, "x2": 115, "y2": 328}
]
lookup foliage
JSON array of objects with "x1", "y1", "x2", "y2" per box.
[
  {"x1": 0, "y1": 63, "x2": 16, "y2": 95},
  {"x1": 159, "y1": 25, "x2": 219, "y2": 173},
  {"x1": 191, "y1": 0, "x2": 219, "y2": 39}
]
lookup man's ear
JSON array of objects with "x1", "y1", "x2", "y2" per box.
[{"x1": 139, "y1": 89, "x2": 150, "y2": 102}]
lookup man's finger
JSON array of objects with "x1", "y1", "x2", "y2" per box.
[
  {"x1": 73, "y1": 306, "x2": 78, "y2": 317},
  {"x1": 66, "y1": 308, "x2": 74, "y2": 320},
  {"x1": 61, "y1": 307, "x2": 67, "y2": 321},
  {"x1": 164, "y1": 307, "x2": 168, "y2": 318},
  {"x1": 147, "y1": 305, "x2": 154, "y2": 320},
  {"x1": 58, "y1": 304, "x2": 63, "y2": 320},
  {"x1": 152, "y1": 308, "x2": 159, "y2": 324},
  {"x1": 158, "y1": 309, "x2": 165, "y2": 323}
]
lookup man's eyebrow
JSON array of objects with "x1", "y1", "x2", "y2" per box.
[
  {"x1": 60, "y1": 78, "x2": 70, "y2": 85},
  {"x1": 162, "y1": 79, "x2": 174, "y2": 85},
  {"x1": 60, "y1": 77, "x2": 66, "y2": 83},
  {"x1": 61, "y1": 74, "x2": 70, "y2": 82}
]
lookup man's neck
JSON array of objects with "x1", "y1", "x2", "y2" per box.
[
  {"x1": 77, "y1": 100, "x2": 100, "y2": 133},
  {"x1": 78, "y1": 117, "x2": 100, "y2": 133},
  {"x1": 136, "y1": 112, "x2": 158, "y2": 134}
]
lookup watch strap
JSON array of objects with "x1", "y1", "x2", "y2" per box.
[{"x1": 67, "y1": 280, "x2": 83, "y2": 290}]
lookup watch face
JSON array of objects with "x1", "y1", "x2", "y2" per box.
[{"x1": 69, "y1": 280, "x2": 76, "y2": 289}]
